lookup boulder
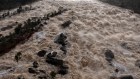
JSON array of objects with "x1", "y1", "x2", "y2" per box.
[
  {"x1": 37, "y1": 50, "x2": 47, "y2": 57},
  {"x1": 104, "y1": 49, "x2": 115, "y2": 62},
  {"x1": 46, "y1": 58, "x2": 64, "y2": 66},
  {"x1": 54, "y1": 33, "x2": 67, "y2": 46},
  {"x1": 33, "y1": 61, "x2": 39, "y2": 68}
]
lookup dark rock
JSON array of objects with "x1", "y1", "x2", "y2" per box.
[
  {"x1": 104, "y1": 49, "x2": 115, "y2": 62},
  {"x1": 54, "y1": 33, "x2": 67, "y2": 46},
  {"x1": 46, "y1": 58, "x2": 64, "y2": 66},
  {"x1": 15, "y1": 52, "x2": 22, "y2": 62},
  {"x1": 58, "y1": 65, "x2": 69, "y2": 75},
  {"x1": 119, "y1": 75, "x2": 133, "y2": 79},
  {"x1": 0, "y1": 34, "x2": 3, "y2": 37},
  {"x1": 115, "y1": 69, "x2": 119, "y2": 73},
  {"x1": 135, "y1": 60, "x2": 140, "y2": 68},
  {"x1": 61, "y1": 20, "x2": 72, "y2": 28},
  {"x1": 37, "y1": 50, "x2": 47, "y2": 57},
  {"x1": 17, "y1": 6, "x2": 23, "y2": 13},
  {"x1": 28, "y1": 68, "x2": 38, "y2": 74},
  {"x1": 58, "y1": 68, "x2": 68, "y2": 75},
  {"x1": 47, "y1": 51, "x2": 57, "y2": 58},
  {"x1": 33, "y1": 61, "x2": 39, "y2": 68}
]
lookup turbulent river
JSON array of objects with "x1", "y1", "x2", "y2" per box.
[{"x1": 0, "y1": 0, "x2": 140, "y2": 79}]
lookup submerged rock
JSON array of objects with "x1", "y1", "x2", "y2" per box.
[{"x1": 61, "y1": 20, "x2": 72, "y2": 28}]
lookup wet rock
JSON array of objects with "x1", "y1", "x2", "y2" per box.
[
  {"x1": 47, "y1": 51, "x2": 57, "y2": 58},
  {"x1": 33, "y1": 61, "x2": 39, "y2": 68},
  {"x1": 121, "y1": 42, "x2": 131, "y2": 50},
  {"x1": 28, "y1": 68, "x2": 38, "y2": 74},
  {"x1": 15, "y1": 52, "x2": 22, "y2": 62},
  {"x1": 54, "y1": 33, "x2": 67, "y2": 46},
  {"x1": 104, "y1": 49, "x2": 115, "y2": 62},
  {"x1": 61, "y1": 20, "x2": 72, "y2": 28},
  {"x1": 135, "y1": 60, "x2": 140, "y2": 68},
  {"x1": 119, "y1": 75, "x2": 133, "y2": 79},
  {"x1": 58, "y1": 68, "x2": 68, "y2": 75},
  {"x1": 46, "y1": 58, "x2": 64, "y2": 66},
  {"x1": 37, "y1": 50, "x2": 47, "y2": 57}
]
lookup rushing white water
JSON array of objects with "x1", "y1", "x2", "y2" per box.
[{"x1": 0, "y1": 0, "x2": 140, "y2": 79}]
